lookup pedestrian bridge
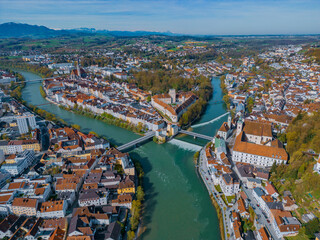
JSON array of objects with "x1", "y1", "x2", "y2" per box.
[
  {"x1": 117, "y1": 131, "x2": 155, "y2": 151},
  {"x1": 117, "y1": 129, "x2": 213, "y2": 152},
  {"x1": 179, "y1": 130, "x2": 213, "y2": 141}
]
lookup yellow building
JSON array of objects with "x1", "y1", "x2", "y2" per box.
[
  {"x1": 117, "y1": 176, "x2": 135, "y2": 195},
  {"x1": 22, "y1": 140, "x2": 41, "y2": 152},
  {"x1": 4, "y1": 155, "x2": 17, "y2": 164}
]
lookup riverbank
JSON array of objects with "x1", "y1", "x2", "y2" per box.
[
  {"x1": 0, "y1": 59, "x2": 53, "y2": 78},
  {"x1": 219, "y1": 75, "x2": 234, "y2": 117},
  {"x1": 197, "y1": 146, "x2": 230, "y2": 240},
  {"x1": 58, "y1": 105, "x2": 147, "y2": 135},
  {"x1": 210, "y1": 194, "x2": 226, "y2": 240}
]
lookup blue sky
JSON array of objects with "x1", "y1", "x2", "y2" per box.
[{"x1": 1, "y1": 0, "x2": 320, "y2": 35}]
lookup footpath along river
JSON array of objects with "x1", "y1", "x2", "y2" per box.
[{"x1": 21, "y1": 71, "x2": 227, "y2": 240}]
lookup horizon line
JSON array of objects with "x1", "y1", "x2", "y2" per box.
[{"x1": 1, "y1": 21, "x2": 320, "y2": 37}]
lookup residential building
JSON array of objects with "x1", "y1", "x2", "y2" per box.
[
  {"x1": 1, "y1": 150, "x2": 35, "y2": 176},
  {"x1": 16, "y1": 113, "x2": 38, "y2": 134},
  {"x1": 37, "y1": 200, "x2": 67, "y2": 218},
  {"x1": 220, "y1": 173, "x2": 240, "y2": 196},
  {"x1": 78, "y1": 189, "x2": 108, "y2": 207},
  {"x1": 270, "y1": 209, "x2": 300, "y2": 238},
  {"x1": 256, "y1": 227, "x2": 271, "y2": 240},
  {"x1": 117, "y1": 176, "x2": 135, "y2": 195},
  {"x1": 11, "y1": 198, "x2": 38, "y2": 216}
]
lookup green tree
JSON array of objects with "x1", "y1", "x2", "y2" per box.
[
  {"x1": 127, "y1": 230, "x2": 135, "y2": 240},
  {"x1": 136, "y1": 186, "x2": 145, "y2": 201},
  {"x1": 246, "y1": 97, "x2": 254, "y2": 113},
  {"x1": 305, "y1": 218, "x2": 320, "y2": 237},
  {"x1": 130, "y1": 200, "x2": 142, "y2": 231},
  {"x1": 89, "y1": 131, "x2": 99, "y2": 137},
  {"x1": 71, "y1": 124, "x2": 81, "y2": 131}
]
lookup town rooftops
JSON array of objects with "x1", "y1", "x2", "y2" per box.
[
  {"x1": 258, "y1": 227, "x2": 270, "y2": 240},
  {"x1": 253, "y1": 187, "x2": 265, "y2": 197},
  {"x1": 265, "y1": 182, "x2": 278, "y2": 196},
  {"x1": 222, "y1": 173, "x2": 239, "y2": 185},
  {"x1": 243, "y1": 120, "x2": 272, "y2": 137},
  {"x1": 78, "y1": 189, "x2": 100, "y2": 201},
  {"x1": 218, "y1": 122, "x2": 229, "y2": 132},
  {"x1": 270, "y1": 209, "x2": 301, "y2": 233},
  {"x1": 0, "y1": 215, "x2": 19, "y2": 233},
  {"x1": 39, "y1": 200, "x2": 65, "y2": 213},
  {"x1": 42, "y1": 218, "x2": 67, "y2": 230},
  {"x1": 237, "y1": 198, "x2": 247, "y2": 214},
  {"x1": 12, "y1": 198, "x2": 38, "y2": 208},
  {"x1": 48, "y1": 227, "x2": 65, "y2": 240}
]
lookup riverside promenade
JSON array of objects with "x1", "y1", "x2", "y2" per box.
[{"x1": 198, "y1": 146, "x2": 233, "y2": 240}]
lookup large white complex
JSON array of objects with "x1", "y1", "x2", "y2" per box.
[
  {"x1": 233, "y1": 120, "x2": 288, "y2": 167},
  {"x1": 151, "y1": 89, "x2": 197, "y2": 122}
]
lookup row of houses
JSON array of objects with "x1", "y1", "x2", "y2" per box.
[{"x1": 44, "y1": 78, "x2": 165, "y2": 131}]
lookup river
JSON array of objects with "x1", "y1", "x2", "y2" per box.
[{"x1": 21, "y1": 71, "x2": 227, "y2": 240}]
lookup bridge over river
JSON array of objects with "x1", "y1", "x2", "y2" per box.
[
  {"x1": 116, "y1": 114, "x2": 227, "y2": 151},
  {"x1": 117, "y1": 131, "x2": 156, "y2": 151}
]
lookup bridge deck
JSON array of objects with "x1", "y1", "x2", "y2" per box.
[
  {"x1": 179, "y1": 130, "x2": 213, "y2": 141},
  {"x1": 117, "y1": 132, "x2": 155, "y2": 151}
]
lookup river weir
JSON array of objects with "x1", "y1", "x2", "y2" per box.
[{"x1": 21, "y1": 71, "x2": 227, "y2": 240}]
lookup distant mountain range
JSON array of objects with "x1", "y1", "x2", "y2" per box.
[
  {"x1": 1, "y1": 22, "x2": 318, "y2": 39},
  {"x1": 0, "y1": 22, "x2": 71, "y2": 38},
  {"x1": 72, "y1": 28, "x2": 178, "y2": 37},
  {"x1": 0, "y1": 22, "x2": 178, "y2": 39}
]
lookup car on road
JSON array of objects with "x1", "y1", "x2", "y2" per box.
[{"x1": 267, "y1": 219, "x2": 270, "y2": 223}]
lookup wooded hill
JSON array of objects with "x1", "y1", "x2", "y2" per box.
[{"x1": 270, "y1": 111, "x2": 320, "y2": 237}]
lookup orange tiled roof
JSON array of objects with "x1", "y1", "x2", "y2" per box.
[
  {"x1": 12, "y1": 198, "x2": 37, "y2": 208},
  {"x1": 234, "y1": 131, "x2": 288, "y2": 161},
  {"x1": 40, "y1": 200, "x2": 65, "y2": 213},
  {"x1": 243, "y1": 120, "x2": 272, "y2": 137}
]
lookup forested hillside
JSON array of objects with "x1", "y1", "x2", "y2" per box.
[
  {"x1": 305, "y1": 48, "x2": 320, "y2": 64},
  {"x1": 270, "y1": 111, "x2": 320, "y2": 238}
]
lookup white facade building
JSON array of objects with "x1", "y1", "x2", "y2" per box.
[
  {"x1": 16, "y1": 113, "x2": 38, "y2": 134},
  {"x1": 37, "y1": 200, "x2": 67, "y2": 218},
  {"x1": 220, "y1": 174, "x2": 240, "y2": 196},
  {"x1": 0, "y1": 150, "x2": 35, "y2": 176}
]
